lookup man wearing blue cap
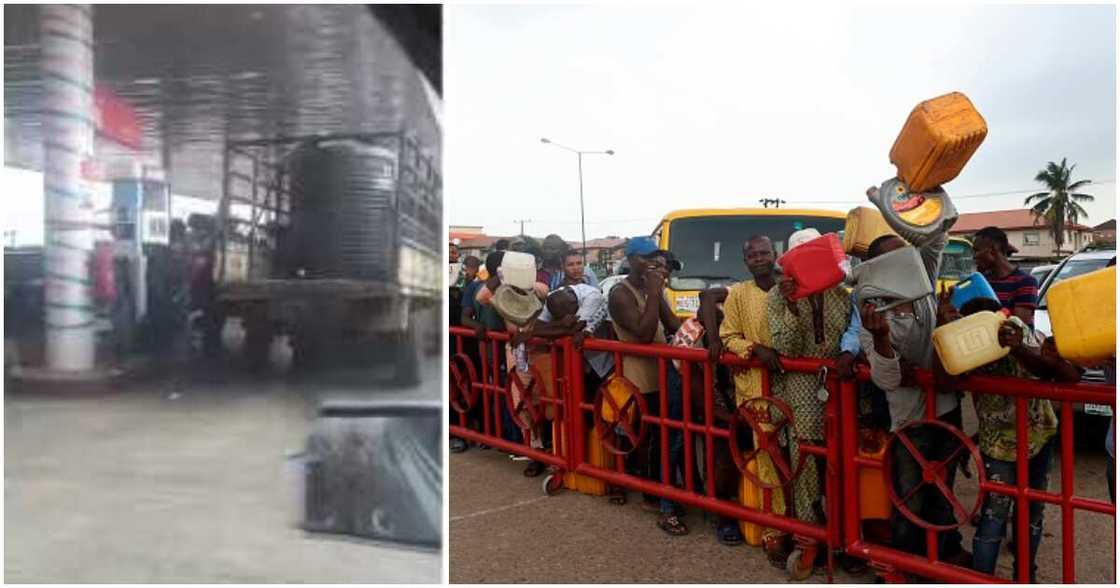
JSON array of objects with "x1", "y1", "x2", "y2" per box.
[{"x1": 608, "y1": 235, "x2": 688, "y2": 535}]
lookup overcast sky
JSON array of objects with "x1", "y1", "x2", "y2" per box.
[{"x1": 446, "y1": 3, "x2": 1117, "y2": 242}]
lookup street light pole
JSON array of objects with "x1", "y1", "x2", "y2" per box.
[
  {"x1": 540, "y1": 137, "x2": 613, "y2": 262},
  {"x1": 577, "y1": 152, "x2": 585, "y2": 255}
]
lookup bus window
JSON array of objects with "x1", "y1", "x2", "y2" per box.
[
  {"x1": 666, "y1": 214, "x2": 845, "y2": 291},
  {"x1": 939, "y1": 239, "x2": 976, "y2": 281}
]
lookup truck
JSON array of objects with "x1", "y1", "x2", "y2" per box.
[{"x1": 207, "y1": 131, "x2": 442, "y2": 385}]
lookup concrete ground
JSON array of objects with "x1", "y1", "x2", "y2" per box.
[
  {"x1": 5, "y1": 342, "x2": 442, "y2": 584},
  {"x1": 450, "y1": 402, "x2": 1116, "y2": 584}
]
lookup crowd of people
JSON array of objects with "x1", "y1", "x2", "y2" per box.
[{"x1": 448, "y1": 210, "x2": 1115, "y2": 582}]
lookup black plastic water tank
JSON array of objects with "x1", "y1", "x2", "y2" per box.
[{"x1": 281, "y1": 139, "x2": 399, "y2": 280}]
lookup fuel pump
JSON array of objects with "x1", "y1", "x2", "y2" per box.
[{"x1": 108, "y1": 164, "x2": 171, "y2": 350}]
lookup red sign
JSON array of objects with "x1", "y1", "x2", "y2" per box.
[{"x1": 94, "y1": 85, "x2": 143, "y2": 150}]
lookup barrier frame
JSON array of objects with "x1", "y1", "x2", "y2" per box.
[{"x1": 449, "y1": 326, "x2": 1117, "y2": 583}]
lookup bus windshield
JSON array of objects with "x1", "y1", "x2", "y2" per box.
[
  {"x1": 665, "y1": 214, "x2": 846, "y2": 290},
  {"x1": 939, "y1": 239, "x2": 976, "y2": 281}
]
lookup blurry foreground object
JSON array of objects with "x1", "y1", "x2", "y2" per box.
[{"x1": 293, "y1": 397, "x2": 442, "y2": 547}]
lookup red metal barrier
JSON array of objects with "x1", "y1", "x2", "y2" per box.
[
  {"x1": 449, "y1": 326, "x2": 570, "y2": 474},
  {"x1": 839, "y1": 366, "x2": 1116, "y2": 584},
  {"x1": 449, "y1": 326, "x2": 1116, "y2": 583},
  {"x1": 571, "y1": 338, "x2": 843, "y2": 580}
]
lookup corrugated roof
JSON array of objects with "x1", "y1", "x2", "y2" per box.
[
  {"x1": 948, "y1": 209, "x2": 1092, "y2": 233},
  {"x1": 4, "y1": 5, "x2": 441, "y2": 201}
]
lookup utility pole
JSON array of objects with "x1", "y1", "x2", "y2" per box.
[{"x1": 513, "y1": 218, "x2": 531, "y2": 236}]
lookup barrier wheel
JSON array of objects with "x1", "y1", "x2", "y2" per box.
[
  {"x1": 786, "y1": 548, "x2": 813, "y2": 581},
  {"x1": 542, "y1": 473, "x2": 563, "y2": 496},
  {"x1": 506, "y1": 365, "x2": 546, "y2": 431},
  {"x1": 882, "y1": 419, "x2": 984, "y2": 532},
  {"x1": 449, "y1": 353, "x2": 479, "y2": 414},
  {"x1": 728, "y1": 396, "x2": 806, "y2": 489},
  {"x1": 593, "y1": 376, "x2": 649, "y2": 456}
]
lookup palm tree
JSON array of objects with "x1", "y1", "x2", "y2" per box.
[{"x1": 1025, "y1": 158, "x2": 1095, "y2": 254}]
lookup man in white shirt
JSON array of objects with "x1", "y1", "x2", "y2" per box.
[{"x1": 514, "y1": 284, "x2": 614, "y2": 388}]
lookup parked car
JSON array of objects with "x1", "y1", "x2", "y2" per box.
[
  {"x1": 1032, "y1": 247, "x2": 1116, "y2": 422},
  {"x1": 600, "y1": 258, "x2": 629, "y2": 300},
  {"x1": 1030, "y1": 263, "x2": 1056, "y2": 286}
]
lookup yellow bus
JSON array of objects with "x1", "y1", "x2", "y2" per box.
[
  {"x1": 653, "y1": 208, "x2": 977, "y2": 317},
  {"x1": 938, "y1": 236, "x2": 976, "y2": 292},
  {"x1": 653, "y1": 208, "x2": 848, "y2": 317}
]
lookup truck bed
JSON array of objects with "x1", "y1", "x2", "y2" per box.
[{"x1": 217, "y1": 279, "x2": 438, "y2": 302}]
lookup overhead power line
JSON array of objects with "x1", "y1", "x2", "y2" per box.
[{"x1": 795, "y1": 180, "x2": 1116, "y2": 206}]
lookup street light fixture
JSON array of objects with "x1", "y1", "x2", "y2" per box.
[{"x1": 540, "y1": 137, "x2": 614, "y2": 259}]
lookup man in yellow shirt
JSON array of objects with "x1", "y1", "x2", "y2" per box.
[
  {"x1": 718, "y1": 235, "x2": 787, "y2": 557},
  {"x1": 720, "y1": 235, "x2": 784, "y2": 403}
]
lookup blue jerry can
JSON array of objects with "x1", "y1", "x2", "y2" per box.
[{"x1": 950, "y1": 271, "x2": 998, "y2": 310}]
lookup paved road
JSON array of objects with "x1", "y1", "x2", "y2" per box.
[
  {"x1": 450, "y1": 402, "x2": 1115, "y2": 584},
  {"x1": 5, "y1": 351, "x2": 442, "y2": 584}
]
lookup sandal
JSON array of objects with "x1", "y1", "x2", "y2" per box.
[
  {"x1": 658, "y1": 513, "x2": 689, "y2": 536},
  {"x1": 523, "y1": 461, "x2": 545, "y2": 477},
  {"x1": 608, "y1": 487, "x2": 628, "y2": 506},
  {"x1": 716, "y1": 520, "x2": 744, "y2": 546}
]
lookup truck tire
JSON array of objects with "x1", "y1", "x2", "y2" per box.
[
  {"x1": 393, "y1": 316, "x2": 423, "y2": 387},
  {"x1": 244, "y1": 304, "x2": 273, "y2": 372}
]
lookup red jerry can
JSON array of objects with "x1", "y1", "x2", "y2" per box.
[{"x1": 776, "y1": 233, "x2": 848, "y2": 299}]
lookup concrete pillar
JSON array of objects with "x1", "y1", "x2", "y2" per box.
[{"x1": 41, "y1": 4, "x2": 96, "y2": 372}]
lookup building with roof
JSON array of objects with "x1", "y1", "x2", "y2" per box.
[
  {"x1": 583, "y1": 236, "x2": 627, "y2": 275},
  {"x1": 449, "y1": 225, "x2": 485, "y2": 244},
  {"x1": 450, "y1": 227, "x2": 625, "y2": 272},
  {"x1": 1093, "y1": 219, "x2": 1116, "y2": 245},
  {"x1": 948, "y1": 209, "x2": 1094, "y2": 261}
]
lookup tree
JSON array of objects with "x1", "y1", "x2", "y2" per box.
[{"x1": 1025, "y1": 158, "x2": 1095, "y2": 253}]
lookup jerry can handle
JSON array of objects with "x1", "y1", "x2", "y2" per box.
[{"x1": 873, "y1": 297, "x2": 915, "y2": 313}]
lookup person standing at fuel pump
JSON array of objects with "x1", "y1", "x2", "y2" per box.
[{"x1": 143, "y1": 220, "x2": 194, "y2": 381}]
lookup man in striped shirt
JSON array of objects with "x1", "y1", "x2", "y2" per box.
[{"x1": 972, "y1": 226, "x2": 1039, "y2": 327}]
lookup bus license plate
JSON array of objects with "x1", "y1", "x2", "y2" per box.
[
  {"x1": 675, "y1": 295, "x2": 700, "y2": 314},
  {"x1": 1085, "y1": 403, "x2": 1113, "y2": 417}
]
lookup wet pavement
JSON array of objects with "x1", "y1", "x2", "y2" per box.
[
  {"x1": 450, "y1": 403, "x2": 1115, "y2": 584},
  {"x1": 5, "y1": 352, "x2": 442, "y2": 584}
]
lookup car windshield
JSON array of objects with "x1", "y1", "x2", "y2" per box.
[
  {"x1": 1039, "y1": 256, "x2": 1114, "y2": 308},
  {"x1": 666, "y1": 214, "x2": 845, "y2": 290}
]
